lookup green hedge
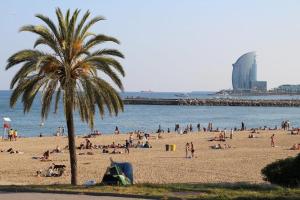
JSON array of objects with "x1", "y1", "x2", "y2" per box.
[{"x1": 261, "y1": 153, "x2": 300, "y2": 187}]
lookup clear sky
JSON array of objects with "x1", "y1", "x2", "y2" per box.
[{"x1": 1, "y1": 0, "x2": 300, "y2": 92}]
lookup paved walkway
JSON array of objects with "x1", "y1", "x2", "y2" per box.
[{"x1": 0, "y1": 192, "x2": 151, "y2": 200}]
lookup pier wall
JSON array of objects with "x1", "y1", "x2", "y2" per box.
[{"x1": 123, "y1": 98, "x2": 300, "y2": 107}]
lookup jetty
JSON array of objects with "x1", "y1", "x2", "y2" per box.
[{"x1": 123, "y1": 98, "x2": 300, "y2": 107}]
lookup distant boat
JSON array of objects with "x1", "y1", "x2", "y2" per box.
[
  {"x1": 174, "y1": 93, "x2": 189, "y2": 98},
  {"x1": 140, "y1": 90, "x2": 153, "y2": 93},
  {"x1": 216, "y1": 90, "x2": 230, "y2": 96}
]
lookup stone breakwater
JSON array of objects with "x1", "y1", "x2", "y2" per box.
[{"x1": 123, "y1": 98, "x2": 300, "y2": 107}]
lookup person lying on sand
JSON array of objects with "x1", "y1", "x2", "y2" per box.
[
  {"x1": 290, "y1": 143, "x2": 300, "y2": 150},
  {"x1": 111, "y1": 148, "x2": 122, "y2": 154},
  {"x1": 290, "y1": 129, "x2": 300, "y2": 135},
  {"x1": 251, "y1": 129, "x2": 259, "y2": 134},
  {"x1": 208, "y1": 136, "x2": 225, "y2": 142},
  {"x1": 50, "y1": 146, "x2": 62, "y2": 154},
  {"x1": 210, "y1": 144, "x2": 231, "y2": 150},
  {"x1": 110, "y1": 142, "x2": 116, "y2": 148},
  {"x1": 5, "y1": 148, "x2": 24, "y2": 154},
  {"x1": 210, "y1": 144, "x2": 223, "y2": 149}
]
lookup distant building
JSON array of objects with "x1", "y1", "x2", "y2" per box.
[
  {"x1": 273, "y1": 84, "x2": 300, "y2": 93},
  {"x1": 251, "y1": 81, "x2": 267, "y2": 91},
  {"x1": 232, "y1": 52, "x2": 267, "y2": 92}
]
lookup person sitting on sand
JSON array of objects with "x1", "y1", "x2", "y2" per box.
[
  {"x1": 143, "y1": 141, "x2": 152, "y2": 148},
  {"x1": 158, "y1": 133, "x2": 163, "y2": 139},
  {"x1": 79, "y1": 142, "x2": 85, "y2": 150},
  {"x1": 135, "y1": 141, "x2": 143, "y2": 148},
  {"x1": 219, "y1": 132, "x2": 224, "y2": 141},
  {"x1": 210, "y1": 144, "x2": 223, "y2": 149},
  {"x1": 102, "y1": 146, "x2": 109, "y2": 153},
  {"x1": 43, "y1": 150, "x2": 50, "y2": 160},
  {"x1": 85, "y1": 139, "x2": 92, "y2": 149}
]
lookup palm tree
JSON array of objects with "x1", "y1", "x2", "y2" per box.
[{"x1": 5, "y1": 8, "x2": 125, "y2": 185}]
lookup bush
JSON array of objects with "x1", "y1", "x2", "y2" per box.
[{"x1": 261, "y1": 153, "x2": 300, "y2": 187}]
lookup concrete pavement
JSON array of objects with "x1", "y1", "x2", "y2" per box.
[{"x1": 0, "y1": 192, "x2": 153, "y2": 200}]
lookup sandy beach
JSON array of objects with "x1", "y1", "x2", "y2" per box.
[{"x1": 0, "y1": 130, "x2": 299, "y2": 185}]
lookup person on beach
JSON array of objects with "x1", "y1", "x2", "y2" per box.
[
  {"x1": 241, "y1": 122, "x2": 245, "y2": 131},
  {"x1": 271, "y1": 134, "x2": 275, "y2": 147},
  {"x1": 125, "y1": 140, "x2": 130, "y2": 154},
  {"x1": 190, "y1": 142, "x2": 195, "y2": 158},
  {"x1": 13, "y1": 130, "x2": 18, "y2": 141},
  {"x1": 85, "y1": 139, "x2": 92, "y2": 149},
  {"x1": 230, "y1": 129, "x2": 233, "y2": 139},
  {"x1": 43, "y1": 150, "x2": 50, "y2": 160},
  {"x1": 290, "y1": 143, "x2": 300, "y2": 150},
  {"x1": 185, "y1": 142, "x2": 190, "y2": 158},
  {"x1": 114, "y1": 126, "x2": 120, "y2": 134},
  {"x1": 197, "y1": 123, "x2": 201, "y2": 132},
  {"x1": 8, "y1": 129, "x2": 13, "y2": 141}
]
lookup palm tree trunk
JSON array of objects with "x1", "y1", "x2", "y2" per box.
[{"x1": 66, "y1": 101, "x2": 78, "y2": 185}]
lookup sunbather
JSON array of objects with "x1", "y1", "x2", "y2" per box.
[{"x1": 290, "y1": 143, "x2": 300, "y2": 150}]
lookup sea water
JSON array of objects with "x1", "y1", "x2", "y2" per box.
[{"x1": 1, "y1": 90, "x2": 300, "y2": 137}]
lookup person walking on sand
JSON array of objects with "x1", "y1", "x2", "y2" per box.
[
  {"x1": 125, "y1": 140, "x2": 130, "y2": 154},
  {"x1": 114, "y1": 126, "x2": 120, "y2": 134},
  {"x1": 230, "y1": 129, "x2": 233, "y2": 139},
  {"x1": 13, "y1": 130, "x2": 18, "y2": 141},
  {"x1": 271, "y1": 134, "x2": 275, "y2": 147},
  {"x1": 185, "y1": 142, "x2": 190, "y2": 158},
  {"x1": 241, "y1": 122, "x2": 245, "y2": 131},
  {"x1": 190, "y1": 142, "x2": 195, "y2": 158},
  {"x1": 197, "y1": 123, "x2": 201, "y2": 132},
  {"x1": 8, "y1": 129, "x2": 13, "y2": 141}
]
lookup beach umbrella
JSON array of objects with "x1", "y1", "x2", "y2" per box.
[{"x1": 3, "y1": 117, "x2": 11, "y2": 122}]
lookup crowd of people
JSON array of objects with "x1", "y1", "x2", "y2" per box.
[{"x1": 74, "y1": 130, "x2": 154, "y2": 155}]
